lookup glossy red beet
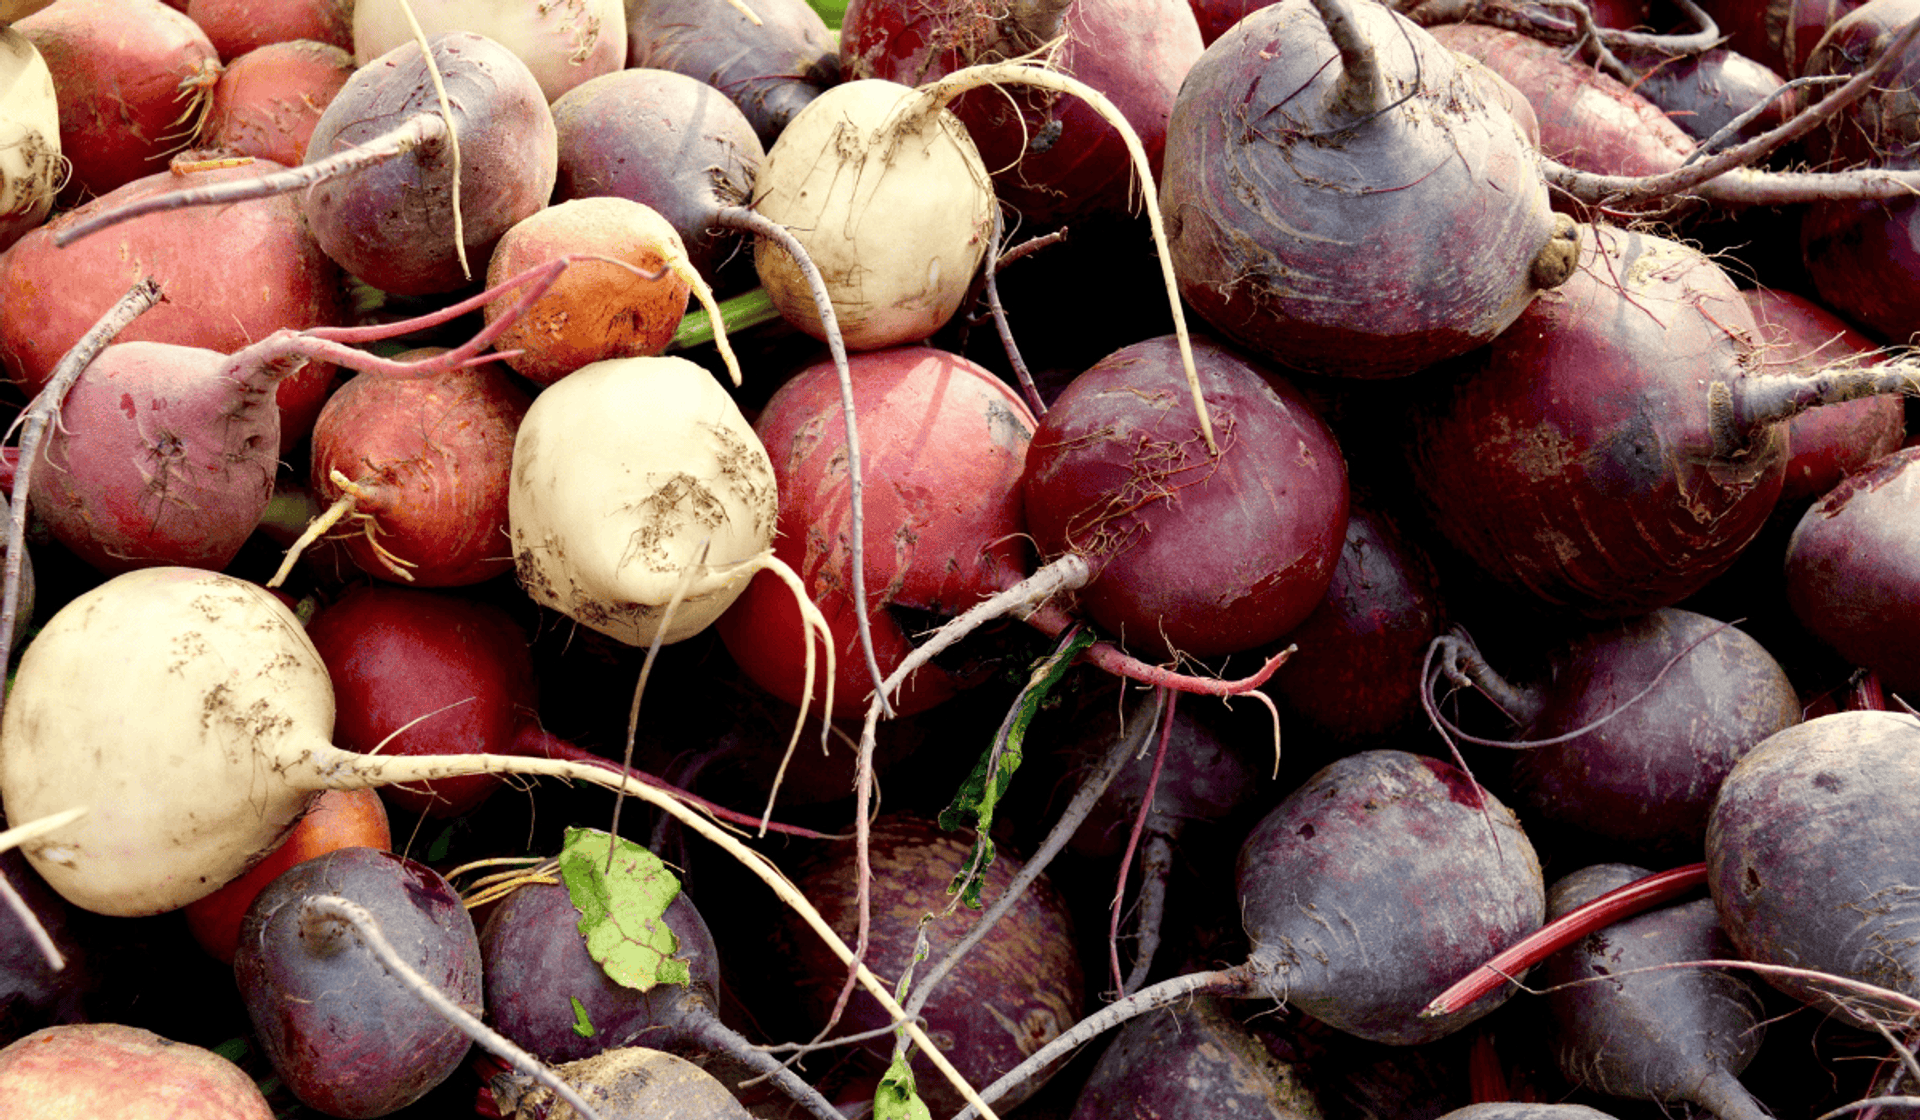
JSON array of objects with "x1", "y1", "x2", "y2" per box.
[{"x1": 1022, "y1": 333, "x2": 1348, "y2": 660}]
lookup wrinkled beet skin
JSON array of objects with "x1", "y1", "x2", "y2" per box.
[
  {"x1": 1427, "y1": 23, "x2": 1696, "y2": 179},
  {"x1": 775, "y1": 815, "x2": 1085, "y2": 1118},
  {"x1": 480, "y1": 881, "x2": 721, "y2": 1065},
  {"x1": 1405, "y1": 226, "x2": 1786, "y2": 616},
  {"x1": 1784, "y1": 446, "x2": 1920, "y2": 699},
  {"x1": 1261, "y1": 505, "x2": 1444, "y2": 747},
  {"x1": 716, "y1": 346, "x2": 1037, "y2": 720},
  {"x1": 1508, "y1": 608, "x2": 1802, "y2": 862},
  {"x1": 1163, "y1": 3, "x2": 1561, "y2": 378},
  {"x1": 842, "y1": 0, "x2": 1203, "y2": 225},
  {"x1": 1235, "y1": 751, "x2": 1545, "y2": 1045},
  {"x1": 1706, "y1": 711, "x2": 1920, "y2": 1023},
  {"x1": 303, "y1": 32, "x2": 557, "y2": 297},
  {"x1": 550, "y1": 68, "x2": 764, "y2": 280},
  {"x1": 305, "y1": 585, "x2": 537, "y2": 819},
  {"x1": 1543, "y1": 864, "x2": 1766, "y2": 1110},
  {"x1": 1021, "y1": 333, "x2": 1349, "y2": 660},
  {"x1": 234, "y1": 848, "x2": 483, "y2": 1119}
]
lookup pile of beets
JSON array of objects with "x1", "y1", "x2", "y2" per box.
[{"x1": 1, "y1": 0, "x2": 1919, "y2": 1117}]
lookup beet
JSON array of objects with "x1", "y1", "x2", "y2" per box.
[
  {"x1": 1067, "y1": 993, "x2": 1322, "y2": 1118},
  {"x1": 1801, "y1": 0, "x2": 1920, "y2": 168},
  {"x1": 959, "y1": 750, "x2": 1546, "y2": 1118},
  {"x1": 1706, "y1": 710, "x2": 1920, "y2": 1024},
  {"x1": 549, "y1": 67, "x2": 764, "y2": 281},
  {"x1": 1611, "y1": 46, "x2": 1797, "y2": 146},
  {"x1": 1783, "y1": 445, "x2": 1920, "y2": 700},
  {"x1": 773, "y1": 813, "x2": 1086, "y2": 1117},
  {"x1": 1019, "y1": 333, "x2": 1349, "y2": 661},
  {"x1": 234, "y1": 847, "x2": 482, "y2": 1118},
  {"x1": 1459, "y1": 608, "x2": 1804, "y2": 863},
  {"x1": 1161, "y1": 0, "x2": 1577, "y2": 378},
  {"x1": 1402, "y1": 224, "x2": 1787, "y2": 617},
  {"x1": 1427, "y1": 22, "x2": 1697, "y2": 179},
  {"x1": 197, "y1": 39, "x2": 356, "y2": 168},
  {"x1": 1541, "y1": 863, "x2": 1769, "y2": 1120}
]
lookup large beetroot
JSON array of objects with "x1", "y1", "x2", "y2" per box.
[{"x1": 1161, "y1": 0, "x2": 1579, "y2": 377}]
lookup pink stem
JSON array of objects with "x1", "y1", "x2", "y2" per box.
[{"x1": 1109, "y1": 688, "x2": 1174, "y2": 995}]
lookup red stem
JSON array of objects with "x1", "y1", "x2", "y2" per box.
[
  {"x1": 1421, "y1": 862, "x2": 1708, "y2": 1018},
  {"x1": 1108, "y1": 688, "x2": 1174, "y2": 995}
]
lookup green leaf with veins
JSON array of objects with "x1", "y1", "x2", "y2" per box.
[
  {"x1": 874, "y1": 1052, "x2": 933, "y2": 1120},
  {"x1": 557, "y1": 827, "x2": 691, "y2": 991}
]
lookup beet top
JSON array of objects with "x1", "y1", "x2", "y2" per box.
[{"x1": 1160, "y1": 0, "x2": 1578, "y2": 378}]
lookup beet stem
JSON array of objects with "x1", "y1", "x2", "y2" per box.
[
  {"x1": 1108, "y1": 690, "x2": 1175, "y2": 995},
  {"x1": 300, "y1": 894, "x2": 606, "y2": 1120},
  {"x1": 949, "y1": 963, "x2": 1258, "y2": 1119},
  {"x1": 1, "y1": 276, "x2": 163, "y2": 703},
  {"x1": 1121, "y1": 832, "x2": 1173, "y2": 997},
  {"x1": 681, "y1": 1013, "x2": 847, "y2": 1120},
  {"x1": 714, "y1": 204, "x2": 891, "y2": 718},
  {"x1": 903, "y1": 688, "x2": 1167, "y2": 1022},
  {"x1": 1420, "y1": 862, "x2": 1707, "y2": 1019},
  {"x1": 1690, "y1": 1065, "x2": 1777, "y2": 1120},
  {"x1": 1545, "y1": 10, "x2": 1920, "y2": 211},
  {"x1": 0, "y1": 807, "x2": 88, "y2": 970},
  {"x1": 1716, "y1": 362, "x2": 1920, "y2": 459},
  {"x1": 1307, "y1": 0, "x2": 1389, "y2": 127},
  {"x1": 1430, "y1": 629, "x2": 1546, "y2": 726},
  {"x1": 50, "y1": 114, "x2": 448, "y2": 248},
  {"x1": 983, "y1": 208, "x2": 1047, "y2": 417}
]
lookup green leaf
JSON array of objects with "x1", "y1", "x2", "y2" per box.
[
  {"x1": 557, "y1": 827, "x2": 691, "y2": 992},
  {"x1": 569, "y1": 996, "x2": 596, "y2": 1038},
  {"x1": 425, "y1": 823, "x2": 454, "y2": 864},
  {"x1": 873, "y1": 1052, "x2": 933, "y2": 1120},
  {"x1": 939, "y1": 626, "x2": 1095, "y2": 907}
]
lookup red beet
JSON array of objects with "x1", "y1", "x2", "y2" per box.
[
  {"x1": 1706, "y1": 710, "x2": 1920, "y2": 1024},
  {"x1": 842, "y1": 0, "x2": 1204, "y2": 225},
  {"x1": 1783, "y1": 445, "x2": 1920, "y2": 700},
  {"x1": 197, "y1": 39, "x2": 356, "y2": 168},
  {"x1": 1021, "y1": 333, "x2": 1349, "y2": 661},
  {"x1": 1427, "y1": 22, "x2": 1697, "y2": 179},
  {"x1": 1403, "y1": 225, "x2": 1787, "y2": 616},
  {"x1": 1161, "y1": 0, "x2": 1577, "y2": 378},
  {"x1": 185, "y1": 0, "x2": 353, "y2": 58},
  {"x1": 716, "y1": 345, "x2": 1037, "y2": 720},
  {"x1": 306, "y1": 362, "x2": 530, "y2": 588}
]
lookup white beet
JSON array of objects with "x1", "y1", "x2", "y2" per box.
[
  {"x1": 507, "y1": 354, "x2": 792, "y2": 647},
  {"x1": 0, "y1": 27, "x2": 59, "y2": 252},
  {"x1": 352, "y1": 0, "x2": 627, "y2": 102}
]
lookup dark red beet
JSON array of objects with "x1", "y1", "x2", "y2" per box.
[
  {"x1": 1799, "y1": 188, "x2": 1920, "y2": 345},
  {"x1": 1067, "y1": 993, "x2": 1322, "y2": 1118},
  {"x1": 1162, "y1": 1, "x2": 1575, "y2": 378},
  {"x1": 1694, "y1": 0, "x2": 1868, "y2": 76},
  {"x1": 774, "y1": 814, "x2": 1085, "y2": 1118},
  {"x1": 842, "y1": 0, "x2": 1204, "y2": 225},
  {"x1": 1541, "y1": 863, "x2": 1769, "y2": 1120},
  {"x1": 550, "y1": 68, "x2": 764, "y2": 281},
  {"x1": 1801, "y1": 0, "x2": 1920, "y2": 167},
  {"x1": 1612, "y1": 46, "x2": 1796, "y2": 145},
  {"x1": 1260, "y1": 503, "x2": 1445, "y2": 748},
  {"x1": 1783, "y1": 445, "x2": 1920, "y2": 700},
  {"x1": 234, "y1": 847, "x2": 481, "y2": 1119},
  {"x1": 1426, "y1": 22, "x2": 1696, "y2": 179},
  {"x1": 1706, "y1": 710, "x2": 1920, "y2": 1024},
  {"x1": 1403, "y1": 225, "x2": 1786, "y2": 616},
  {"x1": 1487, "y1": 608, "x2": 1803, "y2": 863},
  {"x1": 480, "y1": 880, "x2": 722, "y2": 1065},
  {"x1": 956, "y1": 750, "x2": 1545, "y2": 1119},
  {"x1": 1020, "y1": 333, "x2": 1349, "y2": 661}
]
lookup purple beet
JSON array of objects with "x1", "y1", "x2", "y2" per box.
[
  {"x1": 1783, "y1": 445, "x2": 1920, "y2": 701},
  {"x1": 1446, "y1": 608, "x2": 1802, "y2": 863},
  {"x1": 233, "y1": 847, "x2": 481, "y2": 1119},
  {"x1": 624, "y1": 0, "x2": 838, "y2": 147},
  {"x1": 1541, "y1": 863, "x2": 1769, "y2": 1120},
  {"x1": 1067, "y1": 993, "x2": 1323, "y2": 1118},
  {"x1": 955, "y1": 750, "x2": 1546, "y2": 1118},
  {"x1": 1706, "y1": 710, "x2": 1920, "y2": 1025}
]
